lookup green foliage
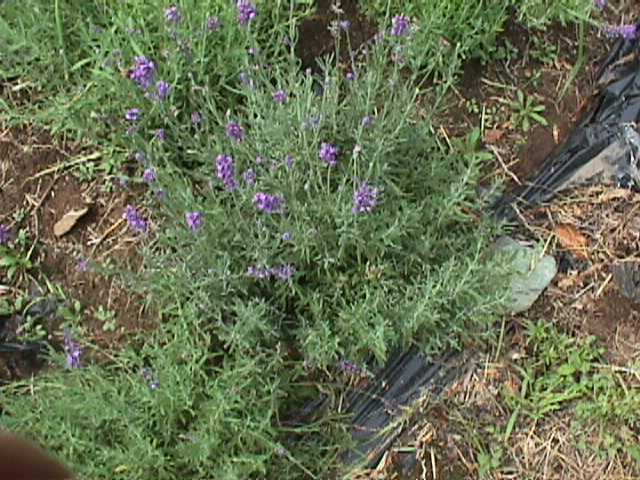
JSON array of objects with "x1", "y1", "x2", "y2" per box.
[
  {"x1": 362, "y1": 0, "x2": 597, "y2": 75},
  {"x1": 1, "y1": 308, "x2": 340, "y2": 479},
  {"x1": 506, "y1": 321, "x2": 640, "y2": 462},
  {"x1": 508, "y1": 90, "x2": 547, "y2": 132},
  {"x1": 0, "y1": 0, "x2": 309, "y2": 141},
  {"x1": 516, "y1": 0, "x2": 596, "y2": 29}
]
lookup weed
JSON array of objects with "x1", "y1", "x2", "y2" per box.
[
  {"x1": 508, "y1": 90, "x2": 548, "y2": 132},
  {"x1": 531, "y1": 35, "x2": 559, "y2": 65}
]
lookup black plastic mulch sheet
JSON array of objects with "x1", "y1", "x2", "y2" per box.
[
  {"x1": 495, "y1": 24, "x2": 640, "y2": 219},
  {"x1": 335, "y1": 25, "x2": 640, "y2": 471}
]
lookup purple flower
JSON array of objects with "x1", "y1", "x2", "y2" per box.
[
  {"x1": 239, "y1": 72, "x2": 254, "y2": 89},
  {"x1": 353, "y1": 182, "x2": 379, "y2": 214},
  {"x1": 165, "y1": 5, "x2": 181, "y2": 23},
  {"x1": 186, "y1": 211, "x2": 204, "y2": 232},
  {"x1": 339, "y1": 20, "x2": 351, "y2": 31},
  {"x1": 603, "y1": 24, "x2": 638, "y2": 40},
  {"x1": 253, "y1": 192, "x2": 284, "y2": 213},
  {"x1": 191, "y1": 111, "x2": 202, "y2": 126},
  {"x1": 285, "y1": 155, "x2": 294, "y2": 168},
  {"x1": 237, "y1": 0, "x2": 258, "y2": 26},
  {"x1": 153, "y1": 80, "x2": 171, "y2": 101},
  {"x1": 125, "y1": 108, "x2": 142, "y2": 122},
  {"x1": 247, "y1": 265, "x2": 271, "y2": 279},
  {"x1": 362, "y1": 115, "x2": 374, "y2": 127},
  {"x1": 64, "y1": 328, "x2": 82, "y2": 369},
  {"x1": 76, "y1": 258, "x2": 89, "y2": 272},
  {"x1": 141, "y1": 367, "x2": 160, "y2": 390},
  {"x1": 319, "y1": 142, "x2": 340, "y2": 167},
  {"x1": 346, "y1": 71, "x2": 356, "y2": 81},
  {"x1": 143, "y1": 168, "x2": 157, "y2": 184},
  {"x1": 273, "y1": 264, "x2": 296, "y2": 280},
  {"x1": 207, "y1": 16, "x2": 221, "y2": 31},
  {"x1": 134, "y1": 151, "x2": 146, "y2": 163},
  {"x1": 272, "y1": 89, "x2": 288, "y2": 104},
  {"x1": 247, "y1": 264, "x2": 295, "y2": 280},
  {"x1": 594, "y1": 0, "x2": 607, "y2": 9},
  {"x1": 391, "y1": 15, "x2": 411, "y2": 37},
  {"x1": 155, "y1": 128, "x2": 167, "y2": 141},
  {"x1": 155, "y1": 190, "x2": 167, "y2": 201},
  {"x1": 129, "y1": 56, "x2": 156, "y2": 90},
  {"x1": 216, "y1": 154, "x2": 238, "y2": 191},
  {"x1": 226, "y1": 121, "x2": 245, "y2": 142},
  {"x1": 338, "y1": 359, "x2": 366, "y2": 376},
  {"x1": 0, "y1": 224, "x2": 11, "y2": 245},
  {"x1": 123, "y1": 205, "x2": 148, "y2": 234},
  {"x1": 281, "y1": 232, "x2": 292, "y2": 242},
  {"x1": 242, "y1": 168, "x2": 257, "y2": 186}
]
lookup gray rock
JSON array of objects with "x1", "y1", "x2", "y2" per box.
[{"x1": 493, "y1": 236, "x2": 557, "y2": 313}]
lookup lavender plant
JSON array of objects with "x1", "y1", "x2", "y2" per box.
[{"x1": 0, "y1": 2, "x2": 518, "y2": 479}]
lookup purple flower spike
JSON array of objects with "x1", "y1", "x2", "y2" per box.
[
  {"x1": 594, "y1": 0, "x2": 607, "y2": 9},
  {"x1": 155, "y1": 128, "x2": 167, "y2": 141},
  {"x1": 603, "y1": 24, "x2": 638, "y2": 40},
  {"x1": 253, "y1": 192, "x2": 284, "y2": 213},
  {"x1": 362, "y1": 115, "x2": 374, "y2": 128},
  {"x1": 237, "y1": 0, "x2": 258, "y2": 25},
  {"x1": 191, "y1": 111, "x2": 202, "y2": 126},
  {"x1": 207, "y1": 16, "x2": 221, "y2": 31},
  {"x1": 247, "y1": 265, "x2": 271, "y2": 279},
  {"x1": 165, "y1": 5, "x2": 181, "y2": 23},
  {"x1": 0, "y1": 224, "x2": 11, "y2": 245},
  {"x1": 226, "y1": 121, "x2": 245, "y2": 142},
  {"x1": 153, "y1": 80, "x2": 171, "y2": 101},
  {"x1": 123, "y1": 205, "x2": 148, "y2": 234},
  {"x1": 391, "y1": 15, "x2": 411, "y2": 37},
  {"x1": 319, "y1": 142, "x2": 340, "y2": 167},
  {"x1": 272, "y1": 89, "x2": 288, "y2": 104},
  {"x1": 64, "y1": 328, "x2": 82, "y2": 369},
  {"x1": 282, "y1": 232, "x2": 292, "y2": 242},
  {"x1": 242, "y1": 168, "x2": 257, "y2": 186},
  {"x1": 216, "y1": 154, "x2": 238, "y2": 191},
  {"x1": 338, "y1": 359, "x2": 365, "y2": 376},
  {"x1": 353, "y1": 182, "x2": 379, "y2": 214},
  {"x1": 274, "y1": 264, "x2": 296, "y2": 280},
  {"x1": 125, "y1": 108, "x2": 142, "y2": 122},
  {"x1": 76, "y1": 258, "x2": 89, "y2": 272},
  {"x1": 129, "y1": 56, "x2": 156, "y2": 90},
  {"x1": 346, "y1": 71, "x2": 356, "y2": 81},
  {"x1": 339, "y1": 20, "x2": 351, "y2": 31},
  {"x1": 141, "y1": 367, "x2": 160, "y2": 390},
  {"x1": 143, "y1": 168, "x2": 157, "y2": 184},
  {"x1": 186, "y1": 211, "x2": 204, "y2": 232}
]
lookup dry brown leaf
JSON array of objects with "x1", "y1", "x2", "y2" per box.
[
  {"x1": 483, "y1": 128, "x2": 505, "y2": 145},
  {"x1": 53, "y1": 206, "x2": 90, "y2": 237},
  {"x1": 554, "y1": 224, "x2": 588, "y2": 259}
]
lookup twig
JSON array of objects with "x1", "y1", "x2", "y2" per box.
[
  {"x1": 489, "y1": 145, "x2": 522, "y2": 185},
  {"x1": 90, "y1": 218, "x2": 125, "y2": 254},
  {"x1": 23, "y1": 151, "x2": 101, "y2": 184}
]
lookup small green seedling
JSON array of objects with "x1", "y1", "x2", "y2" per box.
[{"x1": 509, "y1": 90, "x2": 548, "y2": 132}]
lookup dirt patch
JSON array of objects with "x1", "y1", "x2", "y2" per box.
[
  {"x1": 296, "y1": 0, "x2": 378, "y2": 74},
  {"x1": 0, "y1": 126, "x2": 155, "y2": 382}
]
